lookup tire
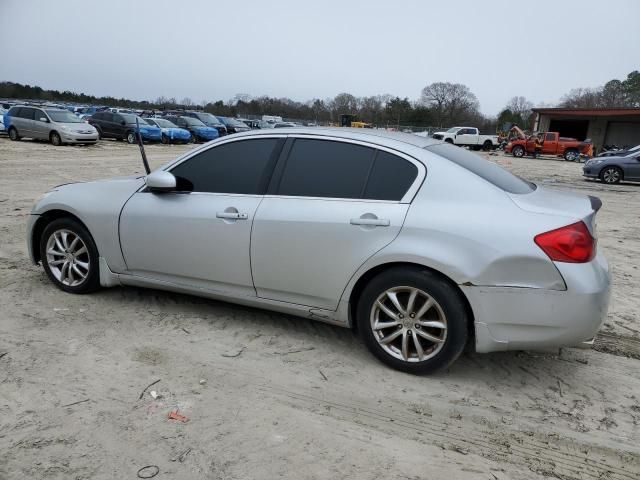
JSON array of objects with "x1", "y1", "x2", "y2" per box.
[
  {"x1": 190, "y1": 132, "x2": 198, "y2": 143},
  {"x1": 126, "y1": 131, "x2": 137, "y2": 144},
  {"x1": 357, "y1": 267, "x2": 468, "y2": 375},
  {"x1": 161, "y1": 134, "x2": 169, "y2": 145},
  {"x1": 444, "y1": 138, "x2": 453, "y2": 144},
  {"x1": 50, "y1": 131, "x2": 62, "y2": 146},
  {"x1": 564, "y1": 149, "x2": 579, "y2": 161},
  {"x1": 39, "y1": 218, "x2": 100, "y2": 294},
  {"x1": 512, "y1": 145, "x2": 525, "y2": 158},
  {"x1": 482, "y1": 140, "x2": 492, "y2": 151},
  {"x1": 600, "y1": 166, "x2": 622, "y2": 184},
  {"x1": 94, "y1": 125, "x2": 103, "y2": 139},
  {"x1": 8, "y1": 127, "x2": 20, "y2": 141}
]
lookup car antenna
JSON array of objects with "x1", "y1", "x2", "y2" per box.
[{"x1": 135, "y1": 117, "x2": 151, "y2": 174}]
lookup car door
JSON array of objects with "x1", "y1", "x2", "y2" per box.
[
  {"x1": 456, "y1": 128, "x2": 476, "y2": 145},
  {"x1": 32, "y1": 109, "x2": 50, "y2": 139},
  {"x1": 17, "y1": 107, "x2": 36, "y2": 137},
  {"x1": 622, "y1": 154, "x2": 640, "y2": 180},
  {"x1": 542, "y1": 132, "x2": 557, "y2": 154},
  {"x1": 119, "y1": 136, "x2": 284, "y2": 296},
  {"x1": 251, "y1": 137, "x2": 422, "y2": 311}
]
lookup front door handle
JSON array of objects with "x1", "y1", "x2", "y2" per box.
[
  {"x1": 216, "y1": 212, "x2": 248, "y2": 220},
  {"x1": 350, "y1": 217, "x2": 390, "y2": 227}
]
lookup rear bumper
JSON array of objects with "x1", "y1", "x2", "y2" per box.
[{"x1": 465, "y1": 252, "x2": 611, "y2": 353}]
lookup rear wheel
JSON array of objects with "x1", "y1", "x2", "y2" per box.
[
  {"x1": 600, "y1": 166, "x2": 622, "y2": 184},
  {"x1": 8, "y1": 127, "x2": 20, "y2": 141},
  {"x1": 564, "y1": 149, "x2": 579, "y2": 161},
  {"x1": 50, "y1": 131, "x2": 62, "y2": 146},
  {"x1": 126, "y1": 131, "x2": 137, "y2": 144},
  {"x1": 190, "y1": 132, "x2": 198, "y2": 143},
  {"x1": 161, "y1": 134, "x2": 169, "y2": 145},
  {"x1": 94, "y1": 125, "x2": 102, "y2": 139},
  {"x1": 39, "y1": 218, "x2": 100, "y2": 294},
  {"x1": 357, "y1": 267, "x2": 468, "y2": 374},
  {"x1": 482, "y1": 140, "x2": 492, "y2": 151},
  {"x1": 512, "y1": 145, "x2": 525, "y2": 157}
]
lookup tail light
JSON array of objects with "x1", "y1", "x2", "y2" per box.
[{"x1": 534, "y1": 221, "x2": 595, "y2": 263}]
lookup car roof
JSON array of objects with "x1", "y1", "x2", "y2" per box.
[{"x1": 227, "y1": 127, "x2": 442, "y2": 149}]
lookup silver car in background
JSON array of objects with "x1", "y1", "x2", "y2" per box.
[
  {"x1": 6, "y1": 106, "x2": 98, "y2": 145},
  {"x1": 26, "y1": 128, "x2": 610, "y2": 373}
]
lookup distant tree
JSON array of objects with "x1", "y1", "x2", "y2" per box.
[
  {"x1": 420, "y1": 82, "x2": 480, "y2": 126},
  {"x1": 181, "y1": 97, "x2": 193, "y2": 107}
]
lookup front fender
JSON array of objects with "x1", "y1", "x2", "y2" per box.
[{"x1": 29, "y1": 176, "x2": 144, "y2": 272}]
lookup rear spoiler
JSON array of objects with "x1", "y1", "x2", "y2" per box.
[{"x1": 589, "y1": 195, "x2": 602, "y2": 212}]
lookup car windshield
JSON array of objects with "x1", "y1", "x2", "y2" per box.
[
  {"x1": 152, "y1": 118, "x2": 176, "y2": 128},
  {"x1": 185, "y1": 118, "x2": 206, "y2": 127},
  {"x1": 446, "y1": 127, "x2": 461, "y2": 133},
  {"x1": 46, "y1": 110, "x2": 82, "y2": 123},
  {"x1": 223, "y1": 117, "x2": 246, "y2": 127},
  {"x1": 121, "y1": 114, "x2": 148, "y2": 125},
  {"x1": 197, "y1": 113, "x2": 222, "y2": 125}
]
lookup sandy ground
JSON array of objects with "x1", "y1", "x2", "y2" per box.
[{"x1": 0, "y1": 137, "x2": 638, "y2": 480}]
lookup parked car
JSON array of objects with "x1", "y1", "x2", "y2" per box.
[
  {"x1": 144, "y1": 118, "x2": 192, "y2": 144},
  {"x1": 431, "y1": 127, "x2": 499, "y2": 151},
  {"x1": 217, "y1": 116, "x2": 251, "y2": 134},
  {"x1": 182, "y1": 112, "x2": 227, "y2": 136},
  {"x1": 505, "y1": 132, "x2": 592, "y2": 161},
  {"x1": 0, "y1": 107, "x2": 6, "y2": 133},
  {"x1": 583, "y1": 150, "x2": 640, "y2": 184},
  {"x1": 598, "y1": 144, "x2": 640, "y2": 157},
  {"x1": 163, "y1": 115, "x2": 219, "y2": 143},
  {"x1": 5, "y1": 106, "x2": 98, "y2": 145},
  {"x1": 26, "y1": 128, "x2": 610, "y2": 374},
  {"x1": 273, "y1": 122, "x2": 298, "y2": 128},
  {"x1": 239, "y1": 119, "x2": 261, "y2": 129},
  {"x1": 88, "y1": 112, "x2": 161, "y2": 144}
]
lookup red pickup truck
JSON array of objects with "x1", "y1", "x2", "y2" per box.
[{"x1": 505, "y1": 132, "x2": 592, "y2": 161}]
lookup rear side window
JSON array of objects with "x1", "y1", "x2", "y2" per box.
[
  {"x1": 170, "y1": 138, "x2": 281, "y2": 194},
  {"x1": 19, "y1": 108, "x2": 36, "y2": 120},
  {"x1": 8, "y1": 107, "x2": 21, "y2": 116},
  {"x1": 363, "y1": 151, "x2": 418, "y2": 201},
  {"x1": 426, "y1": 143, "x2": 535, "y2": 194},
  {"x1": 277, "y1": 139, "x2": 375, "y2": 198}
]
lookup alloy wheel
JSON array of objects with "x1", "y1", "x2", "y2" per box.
[
  {"x1": 602, "y1": 168, "x2": 621, "y2": 184},
  {"x1": 45, "y1": 229, "x2": 90, "y2": 287},
  {"x1": 370, "y1": 286, "x2": 447, "y2": 363}
]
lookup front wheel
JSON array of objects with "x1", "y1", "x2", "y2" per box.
[
  {"x1": 190, "y1": 132, "x2": 198, "y2": 143},
  {"x1": 39, "y1": 218, "x2": 100, "y2": 294},
  {"x1": 8, "y1": 127, "x2": 20, "y2": 141},
  {"x1": 357, "y1": 267, "x2": 468, "y2": 374},
  {"x1": 50, "y1": 131, "x2": 62, "y2": 146},
  {"x1": 161, "y1": 134, "x2": 169, "y2": 145},
  {"x1": 600, "y1": 166, "x2": 622, "y2": 184},
  {"x1": 512, "y1": 145, "x2": 525, "y2": 157}
]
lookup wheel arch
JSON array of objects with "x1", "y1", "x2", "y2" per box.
[
  {"x1": 31, "y1": 209, "x2": 91, "y2": 264},
  {"x1": 346, "y1": 261, "x2": 475, "y2": 342}
]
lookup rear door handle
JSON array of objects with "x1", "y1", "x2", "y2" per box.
[
  {"x1": 216, "y1": 212, "x2": 248, "y2": 220},
  {"x1": 350, "y1": 218, "x2": 390, "y2": 227}
]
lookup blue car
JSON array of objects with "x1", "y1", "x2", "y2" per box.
[
  {"x1": 164, "y1": 115, "x2": 219, "y2": 143},
  {"x1": 145, "y1": 118, "x2": 192, "y2": 144}
]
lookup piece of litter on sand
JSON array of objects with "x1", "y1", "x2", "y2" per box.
[
  {"x1": 168, "y1": 409, "x2": 189, "y2": 423},
  {"x1": 150, "y1": 391, "x2": 159, "y2": 399},
  {"x1": 138, "y1": 379, "x2": 161, "y2": 400},
  {"x1": 137, "y1": 465, "x2": 160, "y2": 478},
  {"x1": 0, "y1": 352, "x2": 8, "y2": 360},
  {"x1": 199, "y1": 379, "x2": 206, "y2": 385},
  {"x1": 53, "y1": 308, "x2": 69, "y2": 312},
  {"x1": 171, "y1": 448, "x2": 192, "y2": 462},
  {"x1": 62, "y1": 398, "x2": 90, "y2": 408},
  {"x1": 319, "y1": 370, "x2": 328, "y2": 381},
  {"x1": 274, "y1": 347, "x2": 315, "y2": 355},
  {"x1": 221, "y1": 347, "x2": 245, "y2": 358}
]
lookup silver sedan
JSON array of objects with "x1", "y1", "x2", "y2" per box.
[{"x1": 27, "y1": 128, "x2": 611, "y2": 373}]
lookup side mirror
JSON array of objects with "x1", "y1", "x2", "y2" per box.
[
  {"x1": 39, "y1": 117, "x2": 49, "y2": 122},
  {"x1": 145, "y1": 171, "x2": 177, "y2": 192}
]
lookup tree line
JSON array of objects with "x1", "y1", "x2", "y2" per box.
[{"x1": 1, "y1": 69, "x2": 638, "y2": 131}]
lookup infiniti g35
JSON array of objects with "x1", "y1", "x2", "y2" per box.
[{"x1": 27, "y1": 129, "x2": 611, "y2": 373}]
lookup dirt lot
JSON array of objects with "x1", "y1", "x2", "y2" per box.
[{"x1": 0, "y1": 137, "x2": 638, "y2": 480}]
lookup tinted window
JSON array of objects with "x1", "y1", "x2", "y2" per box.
[
  {"x1": 277, "y1": 139, "x2": 375, "y2": 198},
  {"x1": 363, "y1": 151, "x2": 418, "y2": 201},
  {"x1": 545, "y1": 133, "x2": 555, "y2": 141},
  {"x1": 8, "y1": 107, "x2": 21, "y2": 116},
  {"x1": 170, "y1": 138, "x2": 280, "y2": 194},
  {"x1": 20, "y1": 108, "x2": 36, "y2": 120},
  {"x1": 426, "y1": 143, "x2": 536, "y2": 194}
]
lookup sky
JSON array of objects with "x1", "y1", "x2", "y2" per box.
[{"x1": 2, "y1": 0, "x2": 639, "y2": 116}]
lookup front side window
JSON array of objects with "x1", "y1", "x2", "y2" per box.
[
  {"x1": 277, "y1": 139, "x2": 375, "y2": 199},
  {"x1": 545, "y1": 133, "x2": 555, "y2": 141},
  {"x1": 170, "y1": 138, "x2": 281, "y2": 194}
]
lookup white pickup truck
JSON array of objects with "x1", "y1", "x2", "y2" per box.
[{"x1": 432, "y1": 127, "x2": 499, "y2": 151}]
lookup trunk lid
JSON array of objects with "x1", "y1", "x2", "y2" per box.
[{"x1": 508, "y1": 185, "x2": 601, "y2": 235}]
